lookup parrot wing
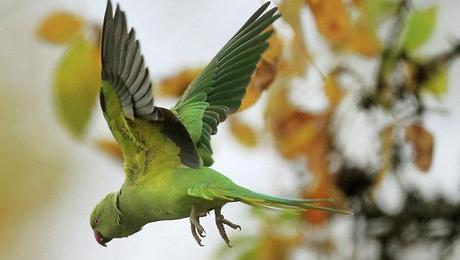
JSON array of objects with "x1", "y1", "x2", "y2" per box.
[
  {"x1": 172, "y1": 2, "x2": 280, "y2": 166},
  {"x1": 100, "y1": 1, "x2": 201, "y2": 171}
]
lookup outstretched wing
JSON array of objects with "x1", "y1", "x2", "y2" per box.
[
  {"x1": 172, "y1": 2, "x2": 281, "y2": 166},
  {"x1": 100, "y1": 1, "x2": 200, "y2": 172},
  {"x1": 101, "y1": 1, "x2": 155, "y2": 121}
]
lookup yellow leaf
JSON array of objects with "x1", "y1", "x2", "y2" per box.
[
  {"x1": 346, "y1": 20, "x2": 381, "y2": 57},
  {"x1": 239, "y1": 60, "x2": 276, "y2": 111},
  {"x1": 270, "y1": 108, "x2": 329, "y2": 159},
  {"x1": 239, "y1": 85, "x2": 262, "y2": 111},
  {"x1": 306, "y1": 0, "x2": 353, "y2": 45},
  {"x1": 324, "y1": 73, "x2": 345, "y2": 107},
  {"x1": 307, "y1": 0, "x2": 382, "y2": 57},
  {"x1": 229, "y1": 118, "x2": 258, "y2": 147},
  {"x1": 406, "y1": 124, "x2": 434, "y2": 172},
  {"x1": 262, "y1": 30, "x2": 283, "y2": 65},
  {"x1": 421, "y1": 69, "x2": 448, "y2": 97},
  {"x1": 279, "y1": 0, "x2": 305, "y2": 34},
  {"x1": 96, "y1": 139, "x2": 123, "y2": 162},
  {"x1": 158, "y1": 67, "x2": 203, "y2": 97},
  {"x1": 265, "y1": 84, "x2": 294, "y2": 124},
  {"x1": 239, "y1": 32, "x2": 282, "y2": 111},
  {"x1": 304, "y1": 130, "x2": 330, "y2": 176},
  {"x1": 36, "y1": 11, "x2": 84, "y2": 44},
  {"x1": 53, "y1": 38, "x2": 101, "y2": 138}
]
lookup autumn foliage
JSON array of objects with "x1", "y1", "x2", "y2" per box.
[{"x1": 37, "y1": 0, "x2": 460, "y2": 259}]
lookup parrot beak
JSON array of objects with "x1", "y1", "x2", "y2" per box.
[{"x1": 94, "y1": 230, "x2": 111, "y2": 247}]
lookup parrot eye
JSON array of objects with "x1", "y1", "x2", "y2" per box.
[{"x1": 94, "y1": 219, "x2": 99, "y2": 225}]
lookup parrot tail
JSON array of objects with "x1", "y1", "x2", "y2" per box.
[
  {"x1": 236, "y1": 188, "x2": 351, "y2": 215},
  {"x1": 188, "y1": 184, "x2": 351, "y2": 215}
]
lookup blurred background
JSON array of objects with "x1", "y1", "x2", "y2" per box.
[{"x1": 1, "y1": 0, "x2": 460, "y2": 259}]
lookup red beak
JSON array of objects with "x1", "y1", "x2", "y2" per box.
[{"x1": 94, "y1": 230, "x2": 110, "y2": 247}]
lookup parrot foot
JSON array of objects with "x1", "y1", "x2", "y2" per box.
[
  {"x1": 214, "y1": 207, "x2": 241, "y2": 247},
  {"x1": 190, "y1": 206, "x2": 206, "y2": 246}
]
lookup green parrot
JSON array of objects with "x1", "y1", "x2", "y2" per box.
[{"x1": 91, "y1": 1, "x2": 349, "y2": 247}]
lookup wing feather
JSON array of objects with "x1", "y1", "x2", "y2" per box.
[
  {"x1": 172, "y1": 3, "x2": 280, "y2": 166},
  {"x1": 101, "y1": 1, "x2": 200, "y2": 168}
]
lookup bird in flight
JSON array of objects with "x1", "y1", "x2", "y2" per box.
[{"x1": 90, "y1": 1, "x2": 349, "y2": 247}]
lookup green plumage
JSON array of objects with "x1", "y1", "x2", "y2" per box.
[{"x1": 90, "y1": 1, "x2": 349, "y2": 247}]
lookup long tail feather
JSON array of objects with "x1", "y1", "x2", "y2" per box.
[
  {"x1": 188, "y1": 181, "x2": 352, "y2": 215},
  {"x1": 236, "y1": 189, "x2": 351, "y2": 215}
]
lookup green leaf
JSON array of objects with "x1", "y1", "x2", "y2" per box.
[
  {"x1": 53, "y1": 38, "x2": 101, "y2": 138},
  {"x1": 421, "y1": 68, "x2": 448, "y2": 97},
  {"x1": 400, "y1": 7, "x2": 437, "y2": 52},
  {"x1": 363, "y1": 0, "x2": 398, "y2": 26}
]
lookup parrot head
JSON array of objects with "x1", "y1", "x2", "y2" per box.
[{"x1": 90, "y1": 192, "x2": 121, "y2": 247}]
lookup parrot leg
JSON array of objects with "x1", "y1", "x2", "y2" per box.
[
  {"x1": 190, "y1": 206, "x2": 206, "y2": 246},
  {"x1": 214, "y1": 207, "x2": 241, "y2": 247}
]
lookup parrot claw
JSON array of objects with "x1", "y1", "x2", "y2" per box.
[
  {"x1": 214, "y1": 207, "x2": 241, "y2": 247},
  {"x1": 190, "y1": 206, "x2": 207, "y2": 246},
  {"x1": 191, "y1": 224, "x2": 204, "y2": 247}
]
